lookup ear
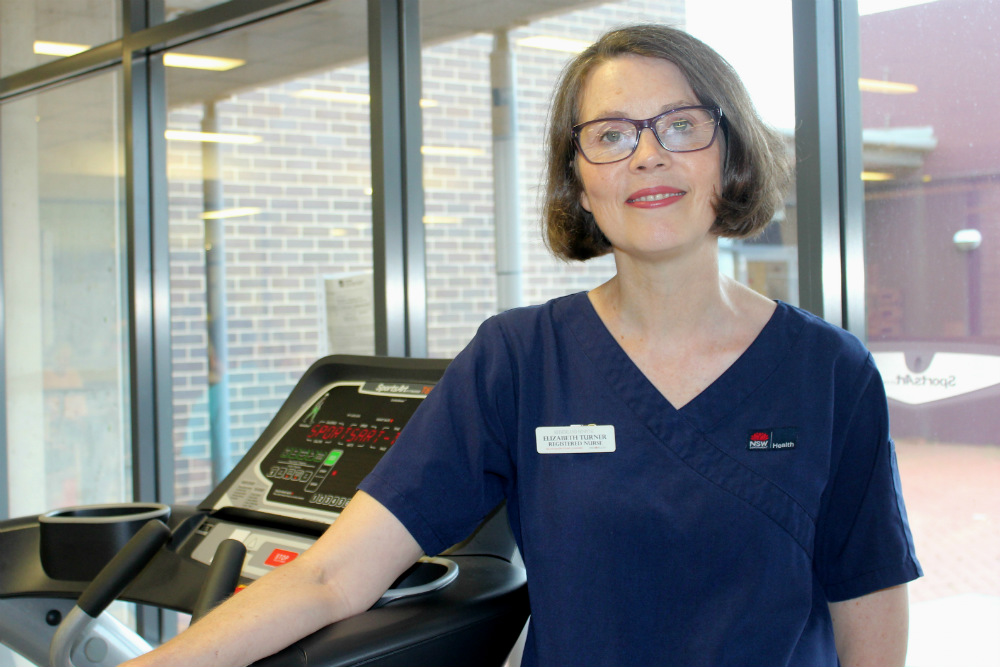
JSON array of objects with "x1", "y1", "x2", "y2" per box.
[{"x1": 579, "y1": 187, "x2": 592, "y2": 213}]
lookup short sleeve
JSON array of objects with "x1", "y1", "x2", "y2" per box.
[
  {"x1": 814, "y1": 356, "x2": 922, "y2": 602},
  {"x1": 358, "y1": 317, "x2": 517, "y2": 556}
]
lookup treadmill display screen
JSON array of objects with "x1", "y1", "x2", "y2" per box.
[{"x1": 212, "y1": 381, "x2": 432, "y2": 523}]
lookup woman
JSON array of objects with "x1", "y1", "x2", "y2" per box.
[{"x1": 129, "y1": 24, "x2": 920, "y2": 667}]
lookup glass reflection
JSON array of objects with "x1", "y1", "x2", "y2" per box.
[
  {"x1": 0, "y1": 0, "x2": 119, "y2": 77},
  {"x1": 1, "y1": 71, "x2": 130, "y2": 515}
]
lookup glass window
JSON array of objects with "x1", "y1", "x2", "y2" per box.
[
  {"x1": 159, "y1": 0, "x2": 266, "y2": 24},
  {"x1": 859, "y1": 1, "x2": 1000, "y2": 665},
  {"x1": 0, "y1": 0, "x2": 120, "y2": 78},
  {"x1": 164, "y1": 0, "x2": 372, "y2": 504},
  {"x1": 1, "y1": 70, "x2": 130, "y2": 516},
  {"x1": 685, "y1": 2, "x2": 797, "y2": 306},
  {"x1": 420, "y1": 0, "x2": 797, "y2": 359},
  {"x1": 419, "y1": 30, "x2": 503, "y2": 358}
]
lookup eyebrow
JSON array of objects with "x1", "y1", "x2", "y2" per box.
[{"x1": 582, "y1": 100, "x2": 701, "y2": 122}]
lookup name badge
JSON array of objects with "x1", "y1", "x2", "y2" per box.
[{"x1": 535, "y1": 425, "x2": 616, "y2": 454}]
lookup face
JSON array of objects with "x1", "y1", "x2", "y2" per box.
[{"x1": 576, "y1": 55, "x2": 722, "y2": 262}]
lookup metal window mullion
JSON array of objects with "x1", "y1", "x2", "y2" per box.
[
  {"x1": 400, "y1": 0, "x2": 427, "y2": 357},
  {"x1": 147, "y1": 50, "x2": 174, "y2": 508},
  {"x1": 125, "y1": 0, "x2": 174, "y2": 643},
  {"x1": 369, "y1": 0, "x2": 426, "y2": 358},
  {"x1": 123, "y1": 1, "x2": 166, "y2": 510},
  {"x1": 0, "y1": 113, "x2": 6, "y2": 519},
  {"x1": 836, "y1": 0, "x2": 867, "y2": 339},
  {"x1": 793, "y1": 0, "x2": 844, "y2": 326}
]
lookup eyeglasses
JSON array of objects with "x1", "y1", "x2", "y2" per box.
[{"x1": 572, "y1": 105, "x2": 723, "y2": 165}]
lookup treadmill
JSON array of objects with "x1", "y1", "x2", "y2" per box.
[{"x1": 0, "y1": 355, "x2": 529, "y2": 667}]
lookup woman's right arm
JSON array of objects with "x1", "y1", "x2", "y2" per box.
[{"x1": 124, "y1": 490, "x2": 423, "y2": 667}]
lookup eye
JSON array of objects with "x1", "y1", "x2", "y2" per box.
[
  {"x1": 583, "y1": 120, "x2": 632, "y2": 146},
  {"x1": 669, "y1": 119, "x2": 693, "y2": 132},
  {"x1": 599, "y1": 129, "x2": 625, "y2": 143}
]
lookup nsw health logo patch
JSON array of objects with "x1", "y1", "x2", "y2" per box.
[{"x1": 747, "y1": 427, "x2": 797, "y2": 451}]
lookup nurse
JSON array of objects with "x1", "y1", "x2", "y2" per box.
[{"x1": 127, "y1": 24, "x2": 920, "y2": 667}]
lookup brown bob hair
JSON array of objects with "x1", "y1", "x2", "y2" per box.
[{"x1": 543, "y1": 24, "x2": 791, "y2": 261}]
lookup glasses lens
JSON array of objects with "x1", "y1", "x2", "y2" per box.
[
  {"x1": 576, "y1": 120, "x2": 638, "y2": 164},
  {"x1": 654, "y1": 107, "x2": 717, "y2": 152}
]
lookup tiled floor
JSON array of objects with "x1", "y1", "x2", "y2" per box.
[{"x1": 894, "y1": 439, "x2": 1000, "y2": 667}]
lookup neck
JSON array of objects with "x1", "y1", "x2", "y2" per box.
[{"x1": 594, "y1": 243, "x2": 735, "y2": 340}]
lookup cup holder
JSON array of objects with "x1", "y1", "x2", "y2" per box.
[{"x1": 38, "y1": 503, "x2": 170, "y2": 581}]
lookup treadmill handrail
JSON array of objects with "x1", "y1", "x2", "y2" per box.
[{"x1": 374, "y1": 557, "x2": 459, "y2": 607}]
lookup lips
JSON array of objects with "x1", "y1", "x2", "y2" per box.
[{"x1": 625, "y1": 186, "x2": 685, "y2": 208}]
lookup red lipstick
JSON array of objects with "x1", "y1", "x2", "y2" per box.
[{"x1": 625, "y1": 186, "x2": 685, "y2": 209}]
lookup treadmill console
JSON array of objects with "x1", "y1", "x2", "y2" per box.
[
  {"x1": 190, "y1": 356, "x2": 451, "y2": 580},
  {"x1": 209, "y1": 380, "x2": 433, "y2": 524}
]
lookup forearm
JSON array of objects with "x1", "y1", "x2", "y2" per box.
[
  {"x1": 124, "y1": 554, "x2": 347, "y2": 667},
  {"x1": 829, "y1": 584, "x2": 910, "y2": 667},
  {"x1": 123, "y1": 491, "x2": 423, "y2": 667}
]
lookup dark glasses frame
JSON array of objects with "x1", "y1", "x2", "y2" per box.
[{"x1": 572, "y1": 105, "x2": 724, "y2": 164}]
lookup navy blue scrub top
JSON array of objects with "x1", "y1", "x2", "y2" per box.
[{"x1": 360, "y1": 292, "x2": 922, "y2": 667}]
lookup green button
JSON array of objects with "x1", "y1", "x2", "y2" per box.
[{"x1": 323, "y1": 450, "x2": 344, "y2": 466}]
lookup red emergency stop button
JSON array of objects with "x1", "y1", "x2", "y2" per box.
[{"x1": 264, "y1": 548, "x2": 299, "y2": 567}]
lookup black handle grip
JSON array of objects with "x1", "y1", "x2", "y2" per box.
[
  {"x1": 77, "y1": 519, "x2": 171, "y2": 617},
  {"x1": 191, "y1": 538, "x2": 247, "y2": 623}
]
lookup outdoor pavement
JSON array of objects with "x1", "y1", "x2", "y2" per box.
[{"x1": 894, "y1": 439, "x2": 1000, "y2": 667}]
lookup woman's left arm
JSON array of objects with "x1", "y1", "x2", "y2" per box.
[{"x1": 829, "y1": 584, "x2": 910, "y2": 667}]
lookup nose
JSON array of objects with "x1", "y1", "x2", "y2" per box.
[{"x1": 629, "y1": 127, "x2": 669, "y2": 169}]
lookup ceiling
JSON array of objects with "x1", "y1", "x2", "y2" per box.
[
  {"x1": 13, "y1": 0, "x2": 607, "y2": 186},
  {"x1": 164, "y1": 0, "x2": 602, "y2": 108}
]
